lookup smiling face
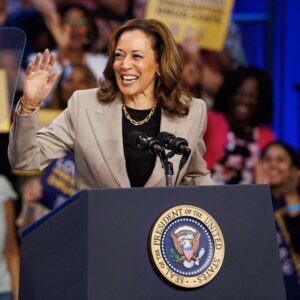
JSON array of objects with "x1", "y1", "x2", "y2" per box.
[
  {"x1": 113, "y1": 29, "x2": 159, "y2": 105},
  {"x1": 231, "y1": 77, "x2": 259, "y2": 124},
  {"x1": 63, "y1": 8, "x2": 89, "y2": 50},
  {"x1": 261, "y1": 144, "x2": 293, "y2": 187}
]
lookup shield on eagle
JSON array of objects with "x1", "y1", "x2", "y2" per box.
[{"x1": 171, "y1": 225, "x2": 201, "y2": 266}]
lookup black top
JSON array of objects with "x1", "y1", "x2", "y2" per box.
[
  {"x1": 122, "y1": 105, "x2": 161, "y2": 187},
  {"x1": 272, "y1": 196, "x2": 300, "y2": 299}
]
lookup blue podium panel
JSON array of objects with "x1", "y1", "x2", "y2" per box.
[{"x1": 20, "y1": 185, "x2": 286, "y2": 300}]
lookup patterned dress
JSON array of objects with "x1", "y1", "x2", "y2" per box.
[{"x1": 212, "y1": 125, "x2": 260, "y2": 184}]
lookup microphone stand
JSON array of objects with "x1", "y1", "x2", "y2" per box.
[{"x1": 157, "y1": 149, "x2": 174, "y2": 187}]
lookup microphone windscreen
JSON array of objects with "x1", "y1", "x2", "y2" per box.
[
  {"x1": 127, "y1": 131, "x2": 144, "y2": 148},
  {"x1": 156, "y1": 131, "x2": 174, "y2": 143}
]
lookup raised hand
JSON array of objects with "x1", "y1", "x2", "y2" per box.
[
  {"x1": 45, "y1": 12, "x2": 70, "y2": 50},
  {"x1": 283, "y1": 167, "x2": 300, "y2": 216},
  {"x1": 23, "y1": 49, "x2": 61, "y2": 108},
  {"x1": 254, "y1": 160, "x2": 270, "y2": 184}
]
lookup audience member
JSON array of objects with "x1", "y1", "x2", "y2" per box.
[
  {"x1": 178, "y1": 21, "x2": 247, "y2": 105},
  {"x1": 94, "y1": 0, "x2": 130, "y2": 18},
  {"x1": 92, "y1": 17, "x2": 121, "y2": 53},
  {"x1": 2, "y1": 1, "x2": 55, "y2": 68},
  {"x1": 200, "y1": 21, "x2": 247, "y2": 106},
  {"x1": 204, "y1": 66, "x2": 276, "y2": 184},
  {"x1": 0, "y1": 175, "x2": 19, "y2": 300},
  {"x1": 256, "y1": 141, "x2": 300, "y2": 299},
  {"x1": 50, "y1": 63, "x2": 98, "y2": 109},
  {"x1": 27, "y1": 3, "x2": 107, "y2": 84},
  {"x1": 179, "y1": 38, "x2": 203, "y2": 99},
  {"x1": 131, "y1": 0, "x2": 148, "y2": 19},
  {"x1": 0, "y1": 0, "x2": 9, "y2": 25}
]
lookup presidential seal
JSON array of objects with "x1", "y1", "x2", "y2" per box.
[{"x1": 150, "y1": 205, "x2": 225, "y2": 288}]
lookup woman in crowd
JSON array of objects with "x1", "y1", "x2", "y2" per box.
[
  {"x1": 256, "y1": 141, "x2": 300, "y2": 299},
  {"x1": 50, "y1": 63, "x2": 98, "y2": 109},
  {"x1": 179, "y1": 38, "x2": 203, "y2": 100},
  {"x1": 9, "y1": 18, "x2": 213, "y2": 189},
  {"x1": 27, "y1": 3, "x2": 107, "y2": 84},
  {"x1": 0, "y1": 175, "x2": 19, "y2": 300},
  {"x1": 204, "y1": 66, "x2": 276, "y2": 184}
]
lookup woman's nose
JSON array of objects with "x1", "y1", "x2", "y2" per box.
[
  {"x1": 121, "y1": 56, "x2": 132, "y2": 70},
  {"x1": 268, "y1": 159, "x2": 278, "y2": 168}
]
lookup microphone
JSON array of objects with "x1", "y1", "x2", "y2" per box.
[
  {"x1": 156, "y1": 132, "x2": 190, "y2": 155},
  {"x1": 157, "y1": 132, "x2": 192, "y2": 186},
  {"x1": 127, "y1": 131, "x2": 165, "y2": 155}
]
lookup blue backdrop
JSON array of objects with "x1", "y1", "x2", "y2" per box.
[{"x1": 233, "y1": 0, "x2": 300, "y2": 149}]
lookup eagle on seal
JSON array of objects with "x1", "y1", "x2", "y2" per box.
[{"x1": 171, "y1": 226, "x2": 201, "y2": 263}]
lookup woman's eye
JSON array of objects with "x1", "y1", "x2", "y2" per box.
[{"x1": 133, "y1": 54, "x2": 142, "y2": 59}]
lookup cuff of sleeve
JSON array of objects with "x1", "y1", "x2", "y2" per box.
[
  {"x1": 287, "y1": 202, "x2": 300, "y2": 213},
  {"x1": 16, "y1": 99, "x2": 40, "y2": 116}
]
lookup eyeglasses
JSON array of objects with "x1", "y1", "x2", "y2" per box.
[{"x1": 64, "y1": 17, "x2": 88, "y2": 26}]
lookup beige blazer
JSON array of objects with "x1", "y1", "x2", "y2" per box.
[{"x1": 9, "y1": 88, "x2": 213, "y2": 189}]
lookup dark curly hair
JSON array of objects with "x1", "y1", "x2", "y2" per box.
[
  {"x1": 97, "y1": 18, "x2": 192, "y2": 117},
  {"x1": 213, "y1": 66, "x2": 273, "y2": 126}
]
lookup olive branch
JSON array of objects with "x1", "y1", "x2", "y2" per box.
[{"x1": 170, "y1": 248, "x2": 181, "y2": 262}]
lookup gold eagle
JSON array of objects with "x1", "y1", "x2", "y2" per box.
[{"x1": 171, "y1": 231, "x2": 201, "y2": 262}]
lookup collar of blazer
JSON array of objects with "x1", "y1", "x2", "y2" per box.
[{"x1": 87, "y1": 94, "x2": 196, "y2": 188}]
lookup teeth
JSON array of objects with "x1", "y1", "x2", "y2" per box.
[{"x1": 122, "y1": 75, "x2": 138, "y2": 81}]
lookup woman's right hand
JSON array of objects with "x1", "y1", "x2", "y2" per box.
[
  {"x1": 45, "y1": 11, "x2": 71, "y2": 50},
  {"x1": 23, "y1": 49, "x2": 61, "y2": 108},
  {"x1": 255, "y1": 160, "x2": 270, "y2": 184}
]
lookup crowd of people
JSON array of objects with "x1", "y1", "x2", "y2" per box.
[{"x1": 0, "y1": 0, "x2": 300, "y2": 299}]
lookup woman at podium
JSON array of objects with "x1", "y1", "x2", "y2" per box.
[{"x1": 8, "y1": 18, "x2": 214, "y2": 189}]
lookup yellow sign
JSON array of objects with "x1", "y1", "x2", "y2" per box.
[
  {"x1": 39, "y1": 109, "x2": 62, "y2": 128},
  {"x1": 0, "y1": 69, "x2": 11, "y2": 132},
  {"x1": 145, "y1": 0, "x2": 235, "y2": 51},
  {"x1": 150, "y1": 205, "x2": 225, "y2": 288}
]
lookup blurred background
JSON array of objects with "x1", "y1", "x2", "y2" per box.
[{"x1": 233, "y1": 0, "x2": 300, "y2": 149}]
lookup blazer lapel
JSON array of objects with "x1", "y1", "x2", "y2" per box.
[
  {"x1": 87, "y1": 95, "x2": 131, "y2": 188},
  {"x1": 87, "y1": 98, "x2": 195, "y2": 188},
  {"x1": 144, "y1": 109, "x2": 195, "y2": 187}
]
